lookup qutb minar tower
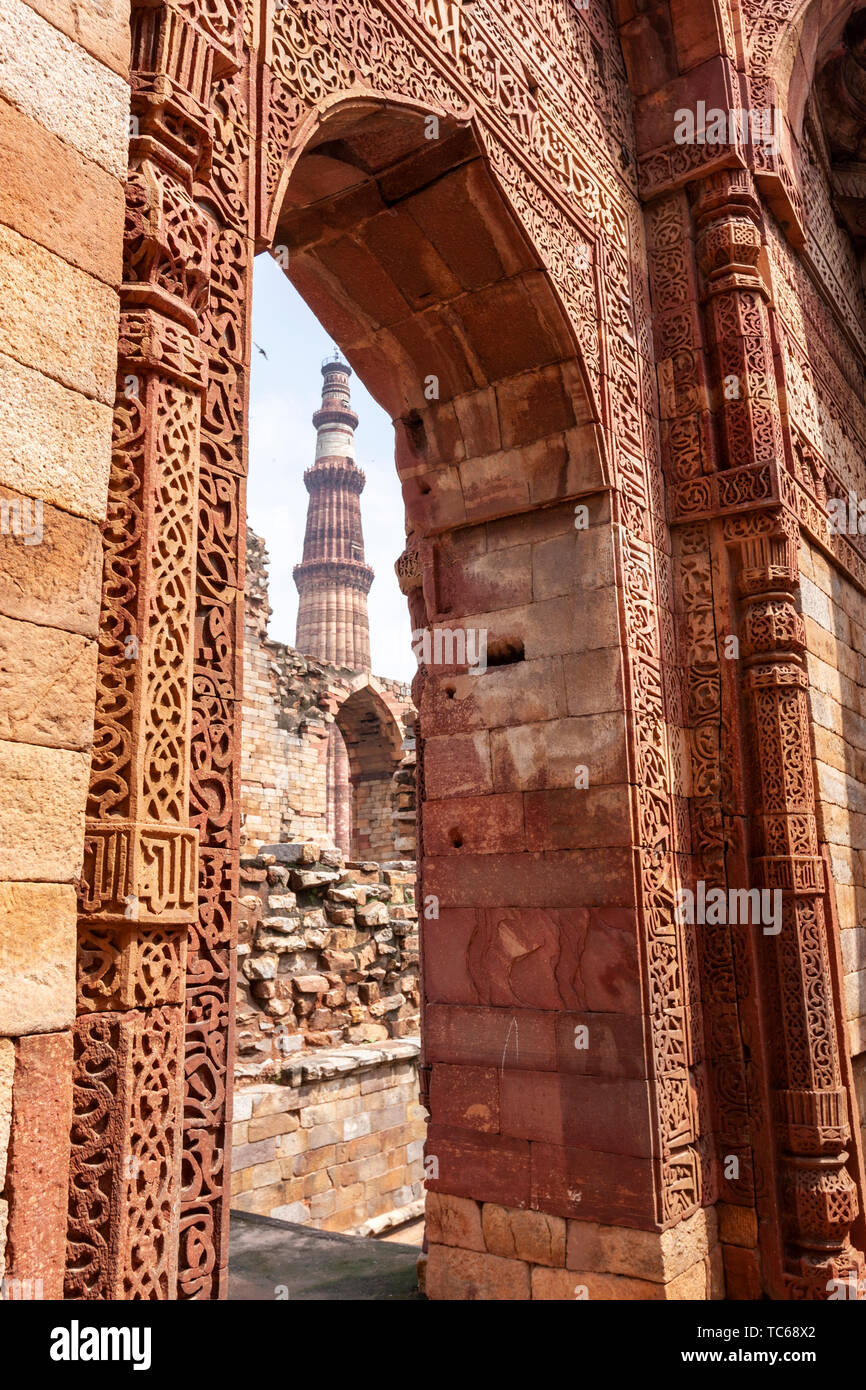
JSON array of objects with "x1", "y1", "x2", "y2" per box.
[
  {"x1": 294, "y1": 354, "x2": 373, "y2": 668},
  {"x1": 294, "y1": 354, "x2": 374, "y2": 852}
]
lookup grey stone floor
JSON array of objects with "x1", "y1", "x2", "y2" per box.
[{"x1": 228, "y1": 1209, "x2": 425, "y2": 1301}]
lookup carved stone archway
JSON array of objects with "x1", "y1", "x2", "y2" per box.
[{"x1": 57, "y1": 0, "x2": 866, "y2": 1302}]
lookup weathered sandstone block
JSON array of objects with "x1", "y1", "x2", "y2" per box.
[
  {"x1": 3, "y1": 1031, "x2": 73, "y2": 1298},
  {"x1": 0, "y1": 616, "x2": 96, "y2": 749},
  {"x1": 482, "y1": 1204, "x2": 567, "y2": 1267},
  {"x1": 425, "y1": 1243, "x2": 531, "y2": 1300},
  {"x1": 0, "y1": 883, "x2": 76, "y2": 1034},
  {"x1": 0, "y1": 493, "x2": 102, "y2": 636},
  {"x1": 566, "y1": 1206, "x2": 717, "y2": 1283},
  {"x1": 0, "y1": 0, "x2": 128, "y2": 177},
  {"x1": 0, "y1": 740, "x2": 89, "y2": 881},
  {"x1": 0, "y1": 95, "x2": 125, "y2": 285},
  {"x1": 22, "y1": 0, "x2": 130, "y2": 76},
  {"x1": 0, "y1": 226, "x2": 119, "y2": 409}
]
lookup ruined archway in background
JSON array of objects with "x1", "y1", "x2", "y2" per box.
[{"x1": 334, "y1": 681, "x2": 405, "y2": 862}]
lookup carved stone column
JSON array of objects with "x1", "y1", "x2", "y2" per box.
[
  {"x1": 180, "y1": 2, "x2": 249, "y2": 1301},
  {"x1": 725, "y1": 512, "x2": 864, "y2": 1296},
  {"x1": 65, "y1": 1, "x2": 225, "y2": 1300},
  {"x1": 689, "y1": 168, "x2": 864, "y2": 1295}
]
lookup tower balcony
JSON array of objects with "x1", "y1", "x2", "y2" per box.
[{"x1": 293, "y1": 557, "x2": 375, "y2": 594}]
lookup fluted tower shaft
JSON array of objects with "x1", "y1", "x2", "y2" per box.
[{"x1": 293, "y1": 358, "x2": 374, "y2": 669}]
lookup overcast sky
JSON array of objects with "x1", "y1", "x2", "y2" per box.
[{"x1": 247, "y1": 253, "x2": 416, "y2": 683}]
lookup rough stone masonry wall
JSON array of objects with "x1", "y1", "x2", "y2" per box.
[
  {"x1": 231, "y1": 1042, "x2": 425, "y2": 1235},
  {"x1": 233, "y1": 844, "x2": 424, "y2": 1236},
  {"x1": 799, "y1": 537, "x2": 866, "y2": 1161},
  {"x1": 422, "y1": 1197, "x2": 719, "y2": 1300},
  {"x1": 242, "y1": 529, "x2": 416, "y2": 856},
  {"x1": 0, "y1": 0, "x2": 128, "y2": 1296},
  {"x1": 236, "y1": 845, "x2": 419, "y2": 1067}
]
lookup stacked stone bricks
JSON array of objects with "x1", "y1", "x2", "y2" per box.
[
  {"x1": 231, "y1": 1043, "x2": 425, "y2": 1235},
  {"x1": 237, "y1": 843, "x2": 419, "y2": 1066}
]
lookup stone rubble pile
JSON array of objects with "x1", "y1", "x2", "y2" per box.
[{"x1": 237, "y1": 842, "x2": 419, "y2": 1074}]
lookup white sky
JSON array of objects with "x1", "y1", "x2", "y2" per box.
[{"x1": 247, "y1": 253, "x2": 416, "y2": 683}]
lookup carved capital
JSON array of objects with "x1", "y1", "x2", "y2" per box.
[{"x1": 395, "y1": 542, "x2": 423, "y2": 595}]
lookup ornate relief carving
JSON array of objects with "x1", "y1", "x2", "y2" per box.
[
  {"x1": 724, "y1": 508, "x2": 866, "y2": 1294},
  {"x1": 63, "y1": 0, "x2": 866, "y2": 1301},
  {"x1": 180, "y1": 26, "x2": 253, "y2": 1302},
  {"x1": 66, "y1": 0, "x2": 240, "y2": 1302}
]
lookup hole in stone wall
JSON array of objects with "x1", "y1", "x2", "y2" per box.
[
  {"x1": 405, "y1": 410, "x2": 426, "y2": 453},
  {"x1": 486, "y1": 637, "x2": 525, "y2": 667}
]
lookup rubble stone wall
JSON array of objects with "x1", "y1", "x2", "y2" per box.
[
  {"x1": 231, "y1": 1042, "x2": 424, "y2": 1235},
  {"x1": 0, "y1": 0, "x2": 128, "y2": 1295},
  {"x1": 242, "y1": 529, "x2": 416, "y2": 858},
  {"x1": 237, "y1": 844, "x2": 419, "y2": 1066}
]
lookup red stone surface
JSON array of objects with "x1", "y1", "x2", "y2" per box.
[
  {"x1": 7, "y1": 0, "x2": 860, "y2": 1305},
  {"x1": 4, "y1": 1031, "x2": 73, "y2": 1298}
]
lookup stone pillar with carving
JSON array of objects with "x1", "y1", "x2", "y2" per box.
[
  {"x1": 726, "y1": 511, "x2": 864, "y2": 1295},
  {"x1": 692, "y1": 168, "x2": 865, "y2": 1295},
  {"x1": 181, "y1": 0, "x2": 249, "y2": 1301},
  {"x1": 65, "y1": 0, "x2": 230, "y2": 1301}
]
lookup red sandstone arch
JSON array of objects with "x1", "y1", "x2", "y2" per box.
[
  {"x1": 258, "y1": 98, "x2": 689, "y2": 1283},
  {"x1": 756, "y1": 0, "x2": 860, "y2": 138},
  {"x1": 263, "y1": 100, "x2": 606, "y2": 529},
  {"x1": 25, "y1": 0, "x2": 866, "y2": 1307}
]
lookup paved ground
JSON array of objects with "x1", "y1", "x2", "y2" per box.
[
  {"x1": 228, "y1": 1210, "x2": 425, "y2": 1300},
  {"x1": 377, "y1": 1217, "x2": 425, "y2": 1246}
]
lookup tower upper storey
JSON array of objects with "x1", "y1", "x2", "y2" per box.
[
  {"x1": 293, "y1": 354, "x2": 373, "y2": 669},
  {"x1": 311, "y1": 356, "x2": 360, "y2": 463}
]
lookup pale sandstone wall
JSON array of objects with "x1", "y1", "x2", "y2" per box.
[
  {"x1": 231, "y1": 1043, "x2": 424, "y2": 1235},
  {"x1": 355, "y1": 776, "x2": 400, "y2": 863},
  {"x1": 799, "y1": 538, "x2": 866, "y2": 1159},
  {"x1": 0, "y1": 0, "x2": 129, "y2": 1294}
]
